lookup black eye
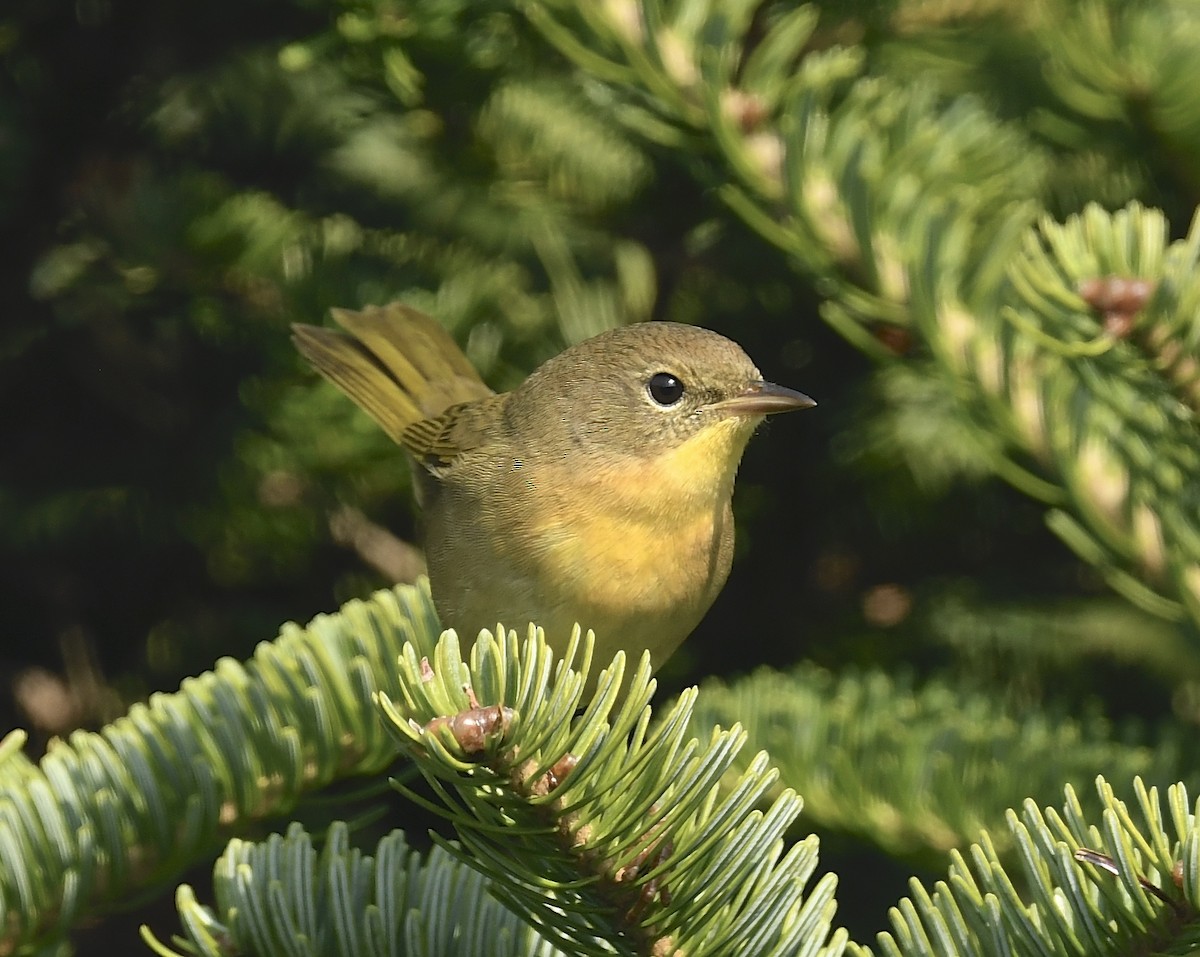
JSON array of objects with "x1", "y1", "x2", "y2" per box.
[{"x1": 648, "y1": 371, "x2": 685, "y2": 406}]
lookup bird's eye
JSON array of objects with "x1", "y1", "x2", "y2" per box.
[{"x1": 647, "y1": 371, "x2": 685, "y2": 406}]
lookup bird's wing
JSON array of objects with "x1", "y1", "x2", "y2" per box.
[
  {"x1": 292, "y1": 303, "x2": 493, "y2": 445},
  {"x1": 400, "y1": 394, "x2": 507, "y2": 469}
]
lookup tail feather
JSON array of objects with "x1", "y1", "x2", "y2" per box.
[{"x1": 292, "y1": 303, "x2": 491, "y2": 445}]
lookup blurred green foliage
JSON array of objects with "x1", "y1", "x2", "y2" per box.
[{"x1": 3, "y1": 0, "x2": 1200, "y2": 951}]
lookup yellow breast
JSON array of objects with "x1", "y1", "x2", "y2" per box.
[{"x1": 424, "y1": 416, "x2": 756, "y2": 669}]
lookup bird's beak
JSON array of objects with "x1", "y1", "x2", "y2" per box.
[{"x1": 708, "y1": 380, "x2": 817, "y2": 416}]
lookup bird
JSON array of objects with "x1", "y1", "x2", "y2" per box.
[{"x1": 293, "y1": 303, "x2": 814, "y2": 676}]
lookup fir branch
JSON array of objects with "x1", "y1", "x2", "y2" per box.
[
  {"x1": 478, "y1": 80, "x2": 653, "y2": 214},
  {"x1": 1037, "y1": 0, "x2": 1200, "y2": 185},
  {"x1": 524, "y1": 0, "x2": 1047, "y2": 316},
  {"x1": 144, "y1": 822, "x2": 566, "y2": 957},
  {"x1": 138, "y1": 623, "x2": 1200, "y2": 957},
  {"x1": 376, "y1": 628, "x2": 849, "y2": 957},
  {"x1": 925, "y1": 592, "x2": 1196, "y2": 682},
  {"x1": 691, "y1": 665, "x2": 1190, "y2": 858},
  {"x1": 860, "y1": 776, "x2": 1200, "y2": 956},
  {"x1": 0, "y1": 583, "x2": 443, "y2": 955},
  {"x1": 911, "y1": 202, "x2": 1200, "y2": 625}
]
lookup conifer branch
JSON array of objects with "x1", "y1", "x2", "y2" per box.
[
  {"x1": 376, "y1": 628, "x2": 848, "y2": 956},
  {"x1": 143, "y1": 822, "x2": 567, "y2": 957},
  {"x1": 860, "y1": 776, "x2": 1200, "y2": 956},
  {"x1": 0, "y1": 584, "x2": 443, "y2": 954},
  {"x1": 910, "y1": 203, "x2": 1200, "y2": 624},
  {"x1": 137, "y1": 619, "x2": 1200, "y2": 957},
  {"x1": 692, "y1": 665, "x2": 1191, "y2": 858}
]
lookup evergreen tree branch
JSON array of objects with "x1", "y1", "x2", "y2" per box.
[
  {"x1": 11, "y1": 582, "x2": 1198, "y2": 955},
  {"x1": 0, "y1": 583, "x2": 444, "y2": 955},
  {"x1": 376, "y1": 628, "x2": 849, "y2": 956},
  {"x1": 1036, "y1": 0, "x2": 1200, "y2": 196},
  {"x1": 143, "y1": 822, "x2": 567, "y2": 957},
  {"x1": 910, "y1": 202, "x2": 1200, "y2": 624},
  {"x1": 858, "y1": 776, "x2": 1200, "y2": 956},
  {"x1": 692, "y1": 665, "x2": 1192, "y2": 859},
  {"x1": 135, "y1": 616, "x2": 1200, "y2": 957}
]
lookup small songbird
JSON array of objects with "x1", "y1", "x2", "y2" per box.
[{"x1": 293, "y1": 304, "x2": 814, "y2": 674}]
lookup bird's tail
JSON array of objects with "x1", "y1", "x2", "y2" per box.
[{"x1": 292, "y1": 304, "x2": 492, "y2": 444}]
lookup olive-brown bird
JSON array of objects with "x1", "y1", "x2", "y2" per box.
[{"x1": 293, "y1": 304, "x2": 814, "y2": 674}]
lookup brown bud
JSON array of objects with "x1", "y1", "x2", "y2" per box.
[
  {"x1": 1078, "y1": 276, "x2": 1156, "y2": 338},
  {"x1": 721, "y1": 89, "x2": 770, "y2": 132},
  {"x1": 424, "y1": 704, "x2": 513, "y2": 754},
  {"x1": 871, "y1": 323, "x2": 913, "y2": 356},
  {"x1": 527, "y1": 752, "x2": 579, "y2": 797},
  {"x1": 545, "y1": 752, "x2": 578, "y2": 791}
]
